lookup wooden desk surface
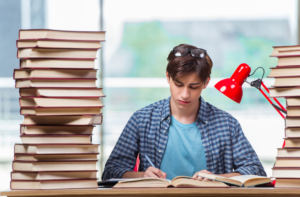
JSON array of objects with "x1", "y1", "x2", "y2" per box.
[{"x1": 1, "y1": 187, "x2": 300, "y2": 197}]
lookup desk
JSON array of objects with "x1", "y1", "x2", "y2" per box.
[{"x1": 1, "y1": 188, "x2": 300, "y2": 197}]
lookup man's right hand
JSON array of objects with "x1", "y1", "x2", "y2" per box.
[{"x1": 143, "y1": 166, "x2": 167, "y2": 179}]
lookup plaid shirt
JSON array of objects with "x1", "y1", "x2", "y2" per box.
[{"x1": 102, "y1": 97, "x2": 266, "y2": 180}]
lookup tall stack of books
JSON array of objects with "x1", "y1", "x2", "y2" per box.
[
  {"x1": 269, "y1": 45, "x2": 300, "y2": 188},
  {"x1": 10, "y1": 29, "x2": 106, "y2": 190}
]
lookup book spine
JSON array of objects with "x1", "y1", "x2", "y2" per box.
[
  {"x1": 19, "y1": 98, "x2": 21, "y2": 108},
  {"x1": 13, "y1": 70, "x2": 16, "y2": 79}
]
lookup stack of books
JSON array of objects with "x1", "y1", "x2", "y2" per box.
[
  {"x1": 11, "y1": 29, "x2": 106, "y2": 190},
  {"x1": 269, "y1": 45, "x2": 300, "y2": 188}
]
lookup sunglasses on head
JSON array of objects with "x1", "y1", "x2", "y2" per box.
[{"x1": 173, "y1": 46, "x2": 207, "y2": 58}]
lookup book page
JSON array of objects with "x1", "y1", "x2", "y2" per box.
[
  {"x1": 229, "y1": 175, "x2": 267, "y2": 183},
  {"x1": 118, "y1": 177, "x2": 171, "y2": 184},
  {"x1": 197, "y1": 173, "x2": 226, "y2": 180},
  {"x1": 171, "y1": 176, "x2": 193, "y2": 182}
]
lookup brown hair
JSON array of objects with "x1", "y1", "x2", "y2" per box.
[{"x1": 166, "y1": 44, "x2": 213, "y2": 84}]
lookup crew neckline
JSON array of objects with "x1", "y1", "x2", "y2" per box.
[{"x1": 171, "y1": 115, "x2": 196, "y2": 128}]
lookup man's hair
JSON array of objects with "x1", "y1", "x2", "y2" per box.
[{"x1": 166, "y1": 44, "x2": 213, "y2": 84}]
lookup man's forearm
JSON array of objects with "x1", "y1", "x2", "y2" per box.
[
  {"x1": 122, "y1": 171, "x2": 145, "y2": 178},
  {"x1": 218, "y1": 172, "x2": 241, "y2": 178}
]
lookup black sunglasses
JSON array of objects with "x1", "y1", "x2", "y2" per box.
[{"x1": 173, "y1": 46, "x2": 207, "y2": 58}]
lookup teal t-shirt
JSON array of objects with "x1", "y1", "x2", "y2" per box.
[{"x1": 160, "y1": 115, "x2": 207, "y2": 180}]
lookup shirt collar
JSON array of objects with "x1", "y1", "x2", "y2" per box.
[
  {"x1": 197, "y1": 96, "x2": 208, "y2": 124},
  {"x1": 161, "y1": 96, "x2": 209, "y2": 124}
]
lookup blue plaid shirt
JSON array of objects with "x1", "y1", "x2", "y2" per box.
[{"x1": 102, "y1": 97, "x2": 266, "y2": 180}]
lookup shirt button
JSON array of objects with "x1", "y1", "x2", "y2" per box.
[
  {"x1": 161, "y1": 118, "x2": 164, "y2": 121},
  {"x1": 206, "y1": 121, "x2": 208, "y2": 124},
  {"x1": 159, "y1": 150, "x2": 161, "y2": 153}
]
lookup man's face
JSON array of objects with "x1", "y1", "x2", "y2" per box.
[{"x1": 166, "y1": 72, "x2": 209, "y2": 110}]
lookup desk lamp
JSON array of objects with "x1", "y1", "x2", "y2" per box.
[
  {"x1": 214, "y1": 63, "x2": 286, "y2": 147},
  {"x1": 215, "y1": 63, "x2": 286, "y2": 185}
]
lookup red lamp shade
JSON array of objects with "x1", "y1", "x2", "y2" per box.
[{"x1": 214, "y1": 63, "x2": 251, "y2": 103}]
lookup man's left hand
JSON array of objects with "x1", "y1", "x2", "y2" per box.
[{"x1": 192, "y1": 169, "x2": 215, "y2": 181}]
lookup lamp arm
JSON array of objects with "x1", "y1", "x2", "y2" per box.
[
  {"x1": 245, "y1": 79, "x2": 286, "y2": 119},
  {"x1": 258, "y1": 88, "x2": 286, "y2": 119},
  {"x1": 261, "y1": 81, "x2": 287, "y2": 112}
]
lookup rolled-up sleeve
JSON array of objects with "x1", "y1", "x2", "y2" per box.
[
  {"x1": 231, "y1": 120, "x2": 267, "y2": 176},
  {"x1": 101, "y1": 112, "x2": 139, "y2": 180}
]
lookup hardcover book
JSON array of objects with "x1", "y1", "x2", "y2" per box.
[
  {"x1": 11, "y1": 171, "x2": 98, "y2": 181},
  {"x1": 17, "y1": 39, "x2": 101, "y2": 49},
  {"x1": 20, "y1": 107, "x2": 102, "y2": 116},
  {"x1": 277, "y1": 56, "x2": 300, "y2": 67},
  {"x1": 12, "y1": 161, "x2": 97, "y2": 171},
  {"x1": 269, "y1": 87, "x2": 300, "y2": 98},
  {"x1": 274, "y1": 157, "x2": 300, "y2": 167},
  {"x1": 14, "y1": 153, "x2": 98, "y2": 161},
  {"x1": 21, "y1": 114, "x2": 103, "y2": 125},
  {"x1": 19, "y1": 87, "x2": 104, "y2": 97},
  {"x1": 14, "y1": 69, "x2": 98, "y2": 79},
  {"x1": 11, "y1": 179, "x2": 97, "y2": 190},
  {"x1": 19, "y1": 97, "x2": 103, "y2": 108},
  {"x1": 270, "y1": 45, "x2": 300, "y2": 57},
  {"x1": 17, "y1": 48, "x2": 98, "y2": 59},
  {"x1": 20, "y1": 134, "x2": 92, "y2": 144},
  {"x1": 19, "y1": 29, "x2": 105, "y2": 41},
  {"x1": 275, "y1": 178, "x2": 300, "y2": 188},
  {"x1": 272, "y1": 167, "x2": 300, "y2": 178},
  {"x1": 20, "y1": 59, "x2": 95, "y2": 69},
  {"x1": 16, "y1": 78, "x2": 97, "y2": 88},
  {"x1": 273, "y1": 77, "x2": 300, "y2": 87},
  {"x1": 14, "y1": 144, "x2": 99, "y2": 154},
  {"x1": 268, "y1": 67, "x2": 300, "y2": 78},
  {"x1": 277, "y1": 148, "x2": 300, "y2": 157},
  {"x1": 20, "y1": 125, "x2": 94, "y2": 135}
]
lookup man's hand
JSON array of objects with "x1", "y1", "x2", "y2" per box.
[
  {"x1": 143, "y1": 166, "x2": 167, "y2": 179},
  {"x1": 192, "y1": 169, "x2": 215, "y2": 181},
  {"x1": 192, "y1": 169, "x2": 242, "y2": 181}
]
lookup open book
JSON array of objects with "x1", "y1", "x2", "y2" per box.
[
  {"x1": 197, "y1": 173, "x2": 271, "y2": 187},
  {"x1": 113, "y1": 176, "x2": 229, "y2": 188}
]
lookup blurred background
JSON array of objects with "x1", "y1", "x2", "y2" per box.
[{"x1": 0, "y1": 0, "x2": 297, "y2": 190}]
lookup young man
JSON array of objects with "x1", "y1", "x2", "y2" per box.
[{"x1": 102, "y1": 44, "x2": 266, "y2": 180}]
